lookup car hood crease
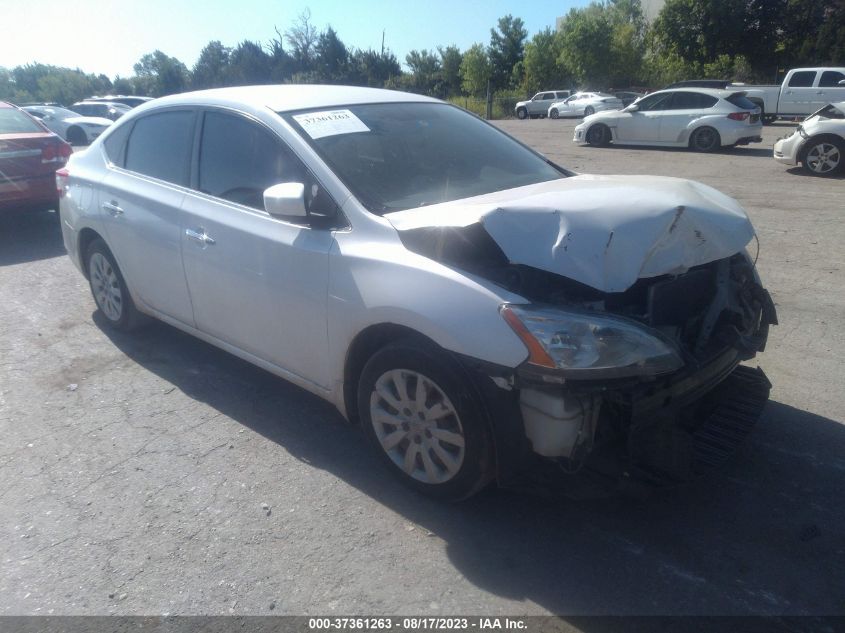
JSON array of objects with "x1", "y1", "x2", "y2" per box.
[{"x1": 384, "y1": 174, "x2": 756, "y2": 293}]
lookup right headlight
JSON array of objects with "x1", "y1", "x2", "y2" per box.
[{"x1": 501, "y1": 304, "x2": 683, "y2": 379}]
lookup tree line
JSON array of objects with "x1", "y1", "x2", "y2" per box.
[{"x1": 1, "y1": 0, "x2": 843, "y2": 108}]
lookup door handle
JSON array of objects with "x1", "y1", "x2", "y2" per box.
[
  {"x1": 102, "y1": 200, "x2": 123, "y2": 216},
  {"x1": 185, "y1": 227, "x2": 215, "y2": 245}
]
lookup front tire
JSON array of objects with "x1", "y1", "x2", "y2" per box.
[
  {"x1": 358, "y1": 339, "x2": 495, "y2": 501},
  {"x1": 690, "y1": 126, "x2": 721, "y2": 152},
  {"x1": 86, "y1": 238, "x2": 143, "y2": 331},
  {"x1": 586, "y1": 123, "x2": 611, "y2": 147},
  {"x1": 801, "y1": 137, "x2": 843, "y2": 176},
  {"x1": 516, "y1": 107, "x2": 527, "y2": 120}
]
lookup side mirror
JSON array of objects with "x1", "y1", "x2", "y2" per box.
[
  {"x1": 264, "y1": 182, "x2": 307, "y2": 217},
  {"x1": 625, "y1": 104, "x2": 639, "y2": 112}
]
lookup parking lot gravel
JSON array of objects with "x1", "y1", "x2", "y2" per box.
[{"x1": 1, "y1": 119, "x2": 843, "y2": 618}]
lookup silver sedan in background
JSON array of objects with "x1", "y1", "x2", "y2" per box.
[{"x1": 548, "y1": 92, "x2": 624, "y2": 118}]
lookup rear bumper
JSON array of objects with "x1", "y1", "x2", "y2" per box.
[
  {"x1": 0, "y1": 173, "x2": 58, "y2": 211},
  {"x1": 720, "y1": 122, "x2": 763, "y2": 146}
]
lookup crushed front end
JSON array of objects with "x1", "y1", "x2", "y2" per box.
[{"x1": 462, "y1": 251, "x2": 777, "y2": 495}]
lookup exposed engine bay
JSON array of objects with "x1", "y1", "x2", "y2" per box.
[{"x1": 399, "y1": 221, "x2": 778, "y2": 490}]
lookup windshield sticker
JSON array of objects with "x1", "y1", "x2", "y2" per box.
[{"x1": 293, "y1": 109, "x2": 370, "y2": 139}]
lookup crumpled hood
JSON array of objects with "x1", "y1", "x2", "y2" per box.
[{"x1": 384, "y1": 174, "x2": 755, "y2": 293}]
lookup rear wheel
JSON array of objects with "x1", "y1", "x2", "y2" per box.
[
  {"x1": 690, "y1": 126, "x2": 721, "y2": 152},
  {"x1": 586, "y1": 123, "x2": 611, "y2": 147},
  {"x1": 66, "y1": 126, "x2": 87, "y2": 146},
  {"x1": 584, "y1": 106, "x2": 595, "y2": 116},
  {"x1": 516, "y1": 107, "x2": 527, "y2": 120},
  {"x1": 358, "y1": 339, "x2": 495, "y2": 500},
  {"x1": 85, "y1": 238, "x2": 144, "y2": 331},
  {"x1": 801, "y1": 137, "x2": 843, "y2": 176},
  {"x1": 549, "y1": 108, "x2": 559, "y2": 119}
]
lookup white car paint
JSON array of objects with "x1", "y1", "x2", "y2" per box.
[
  {"x1": 22, "y1": 105, "x2": 112, "y2": 144},
  {"x1": 58, "y1": 85, "x2": 774, "y2": 496},
  {"x1": 741, "y1": 67, "x2": 845, "y2": 119},
  {"x1": 385, "y1": 175, "x2": 754, "y2": 293},
  {"x1": 774, "y1": 101, "x2": 845, "y2": 175},
  {"x1": 547, "y1": 92, "x2": 623, "y2": 118},
  {"x1": 573, "y1": 88, "x2": 763, "y2": 149},
  {"x1": 514, "y1": 90, "x2": 571, "y2": 119}
]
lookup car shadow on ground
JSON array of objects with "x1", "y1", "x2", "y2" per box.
[
  {"x1": 597, "y1": 144, "x2": 774, "y2": 158},
  {"x1": 95, "y1": 316, "x2": 845, "y2": 618},
  {"x1": 785, "y1": 166, "x2": 845, "y2": 180},
  {"x1": 0, "y1": 209, "x2": 66, "y2": 266}
]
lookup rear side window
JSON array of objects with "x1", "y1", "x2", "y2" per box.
[
  {"x1": 669, "y1": 92, "x2": 718, "y2": 109},
  {"x1": 103, "y1": 121, "x2": 133, "y2": 166},
  {"x1": 198, "y1": 111, "x2": 308, "y2": 210},
  {"x1": 0, "y1": 108, "x2": 43, "y2": 134},
  {"x1": 125, "y1": 111, "x2": 194, "y2": 186},
  {"x1": 727, "y1": 94, "x2": 758, "y2": 110},
  {"x1": 819, "y1": 70, "x2": 845, "y2": 87},
  {"x1": 788, "y1": 71, "x2": 817, "y2": 87}
]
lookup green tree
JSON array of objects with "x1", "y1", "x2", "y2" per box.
[
  {"x1": 405, "y1": 49, "x2": 441, "y2": 95},
  {"x1": 460, "y1": 43, "x2": 491, "y2": 97},
  {"x1": 228, "y1": 41, "x2": 272, "y2": 85},
  {"x1": 488, "y1": 15, "x2": 527, "y2": 90},
  {"x1": 348, "y1": 49, "x2": 401, "y2": 87},
  {"x1": 133, "y1": 50, "x2": 188, "y2": 96},
  {"x1": 521, "y1": 28, "x2": 568, "y2": 94},
  {"x1": 112, "y1": 77, "x2": 134, "y2": 95},
  {"x1": 192, "y1": 41, "x2": 231, "y2": 89},
  {"x1": 438, "y1": 45, "x2": 463, "y2": 97},
  {"x1": 315, "y1": 26, "x2": 349, "y2": 82}
]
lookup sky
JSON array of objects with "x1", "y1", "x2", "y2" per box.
[{"x1": 0, "y1": 0, "x2": 593, "y2": 78}]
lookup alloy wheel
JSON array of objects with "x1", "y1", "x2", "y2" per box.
[
  {"x1": 806, "y1": 142, "x2": 841, "y2": 174},
  {"x1": 369, "y1": 369, "x2": 466, "y2": 484},
  {"x1": 89, "y1": 252, "x2": 123, "y2": 321}
]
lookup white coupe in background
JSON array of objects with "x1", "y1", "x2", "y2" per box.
[
  {"x1": 22, "y1": 105, "x2": 112, "y2": 146},
  {"x1": 573, "y1": 88, "x2": 763, "y2": 152},
  {"x1": 774, "y1": 101, "x2": 845, "y2": 176},
  {"x1": 548, "y1": 92, "x2": 623, "y2": 118}
]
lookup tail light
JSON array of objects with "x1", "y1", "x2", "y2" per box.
[
  {"x1": 56, "y1": 168, "x2": 70, "y2": 197},
  {"x1": 727, "y1": 112, "x2": 750, "y2": 121},
  {"x1": 42, "y1": 141, "x2": 72, "y2": 164}
]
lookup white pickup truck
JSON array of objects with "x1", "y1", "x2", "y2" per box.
[{"x1": 740, "y1": 67, "x2": 845, "y2": 123}]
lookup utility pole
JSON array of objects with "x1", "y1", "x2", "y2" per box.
[{"x1": 381, "y1": 30, "x2": 385, "y2": 55}]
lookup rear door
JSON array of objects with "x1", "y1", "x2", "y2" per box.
[
  {"x1": 657, "y1": 91, "x2": 719, "y2": 142},
  {"x1": 98, "y1": 109, "x2": 196, "y2": 325},
  {"x1": 180, "y1": 109, "x2": 335, "y2": 387},
  {"x1": 817, "y1": 70, "x2": 845, "y2": 109},
  {"x1": 780, "y1": 70, "x2": 819, "y2": 115}
]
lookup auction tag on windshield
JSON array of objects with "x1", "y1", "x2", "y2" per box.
[{"x1": 293, "y1": 109, "x2": 370, "y2": 139}]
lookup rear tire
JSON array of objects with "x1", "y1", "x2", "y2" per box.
[
  {"x1": 586, "y1": 123, "x2": 611, "y2": 147},
  {"x1": 85, "y1": 238, "x2": 144, "y2": 331},
  {"x1": 549, "y1": 108, "x2": 559, "y2": 119},
  {"x1": 584, "y1": 106, "x2": 595, "y2": 116},
  {"x1": 800, "y1": 136, "x2": 844, "y2": 176},
  {"x1": 358, "y1": 339, "x2": 495, "y2": 501},
  {"x1": 66, "y1": 126, "x2": 87, "y2": 146},
  {"x1": 690, "y1": 126, "x2": 721, "y2": 152}
]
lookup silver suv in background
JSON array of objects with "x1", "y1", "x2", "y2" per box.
[{"x1": 515, "y1": 90, "x2": 571, "y2": 119}]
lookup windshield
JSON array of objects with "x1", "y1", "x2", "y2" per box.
[
  {"x1": 284, "y1": 102, "x2": 566, "y2": 214},
  {"x1": 806, "y1": 103, "x2": 845, "y2": 122},
  {"x1": 0, "y1": 108, "x2": 43, "y2": 134}
]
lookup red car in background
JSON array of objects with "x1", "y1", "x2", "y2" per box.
[{"x1": 0, "y1": 101, "x2": 72, "y2": 213}]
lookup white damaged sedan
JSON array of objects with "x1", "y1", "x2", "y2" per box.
[
  {"x1": 59, "y1": 86, "x2": 776, "y2": 499},
  {"x1": 774, "y1": 102, "x2": 845, "y2": 176}
]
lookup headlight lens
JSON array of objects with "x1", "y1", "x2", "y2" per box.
[{"x1": 501, "y1": 304, "x2": 683, "y2": 378}]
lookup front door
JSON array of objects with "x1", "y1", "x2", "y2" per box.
[{"x1": 180, "y1": 110, "x2": 335, "y2": 388}]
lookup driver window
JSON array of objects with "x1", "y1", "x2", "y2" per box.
[
  {"x1": 637, "y1": 93, "x2": 673, "y2": 111},
  {"x1": 198, "y1": 110, "x2": 336, "y2": 219}
]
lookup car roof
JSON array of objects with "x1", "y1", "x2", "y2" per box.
[
  {"x1": 147, "y1": 85, "x2": 441, "y2": 113},
  {"x1": 649, "y1": 87, "x2": 743, "y2": 98}
]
